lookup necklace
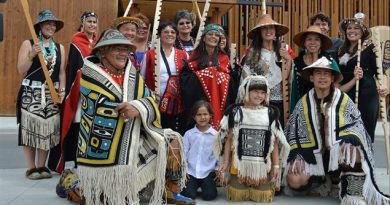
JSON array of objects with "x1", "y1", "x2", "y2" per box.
[
  {"x1": 39, "y1": 35, "x2": 57, "y2": 71},
  {"x1": 177, "y1": 37, "x2": 194, "y2": 53},
  {"x1": 104, "y1": 67, "x2": 124, "y2": 78}
]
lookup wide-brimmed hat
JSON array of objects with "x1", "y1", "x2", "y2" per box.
[
  {"x1": 247, "y1": 14, "x2": 289, "y2": 39},
  {"x1": 112, "y1": 16, "x2": 142, "y2": 29},
  {"x1": 293, "y1": 25, "x2": 333, "y2": 51},
  {"x1": 300, "y1": 56, "x2": 342, "y2": 82},
  {"x1": 34, "y1": 10, "x2": 64, "y2": 33},
  {"x1": 91, "y1": 29, "x2": 136, "y2": 54},
  {"x1": 339, "y1": 18, "x2": 371, "y2": 40}
]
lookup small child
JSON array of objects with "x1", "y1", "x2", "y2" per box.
[
  {"x1": 181, "y1": 100, "x2": 219, "y2": 201},
  {"x1": 215, "y1": 75, "x2": 290, "y2": 203}
]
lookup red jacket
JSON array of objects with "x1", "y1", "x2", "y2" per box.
[{"x1": 145, "y1": 47, "x2": 188, "y2": 91}]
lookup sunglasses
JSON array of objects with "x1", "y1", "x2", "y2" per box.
[{"x1": 179, "y1": 21, "x2": 191, "y2": 26}]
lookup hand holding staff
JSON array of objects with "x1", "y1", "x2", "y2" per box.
[
  {"x1": 20, "y1": 0, "x2": 60, "y2": 104},
  {"x1": 355, "y1": 39, "x2": 362, "y2": 105}
]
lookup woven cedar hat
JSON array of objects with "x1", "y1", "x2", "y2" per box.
[
  {"x1": 112, "y1": 16, "x2": 143, "y2": 29},
  {"x1": 91, "y1": 29, "x2": 136, "y2": 54},
  {"x1": 247, "y1": 14, "x2": 289, "y2": 39},
  {"x1": 293, "y1": 25, "x2": 333, "y2": 51},
  {"x1": 339, "y1": 18, "x2": 371, "y2": 40},
  {"x1": 300, "y1": 56, "x2": 342, "y2": 82},
  {"x1": 34, "y1": 10, "x2": 64, "y2": 33}
]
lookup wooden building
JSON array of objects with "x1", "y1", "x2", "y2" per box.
[{"x1": 0, "y1": 0, "x2": 389, "y2": 115}]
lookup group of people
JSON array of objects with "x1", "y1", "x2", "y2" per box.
[{"x1": 15, "y1": 7, "x2": 389, "y2": 205}]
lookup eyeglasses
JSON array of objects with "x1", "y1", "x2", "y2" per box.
[
  {"x1": 206, "y1": 31, "x2": 220, "y2": 37},
  {"x1": 179, "y1": 21, "x2": 191, "y2": 26},
  {"x1": 110, "y1": 46, "x2": 132, "y2": 53},
  {"x1": 139, "y1": 26, "x2": 148, "y2": 30}
]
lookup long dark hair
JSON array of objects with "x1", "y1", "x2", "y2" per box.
[
  {"x1": 246, "y1": 28, "x2": 282, "y2": 63},
  {"x1": 338, "y1": 37, "x2": 359, "y2": 57},
  {"x1": 190, "y1": 34, "x2": 222, "y2": 70}
]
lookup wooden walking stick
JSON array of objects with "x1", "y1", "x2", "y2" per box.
[
  {"x1": 20, "y1": 0, "x2": 60, "y2": 104},
  {"x1": 123, "y1": 0, "x2": 133, "y2": 17},
  {"x1": 194, "y1": 0, "x2": 211, "y2": 48},
  {"x1": 355, "y1": 39, "x2": 362, "y2": 105},
  {"x1": 372, "y1": 27, "x2": 390, "y2": 174}
]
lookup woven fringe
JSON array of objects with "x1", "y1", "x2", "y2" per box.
[
  {"x1": 213, "y1": 115, "x2": 229, "y2": 159},
  {"x1": 329, "y1": 143, "x2": 340, "y2": 171},
  {"x1": 20, "y1": 109, "x2": 60, "y2": 150},
  {"x1": 249, "y1": 187, "x2": 275, "y2": 203},
  {"x1": 340, "y1": 195, "x2": 367, "y2": 205},
  {"x1": 147, "y1": 136, "x2": 167, "y2": 205},
  {"x1": 164, "y1": 129, "x2": 187, "y2": 191},
  {"x1": 236, "y1": 161, "x2": 269, "y2": 186},
  {"x1": 227, "y1": 185, "x2": 249, "y2": 201},
  {"x1": 338, "y1": 143, "x2": 357, "y2": 168},
  {"x1": 77, "y1": 165, "x2": 138, "y2": 205},
  {"x1": 361, "y1": 159, "x2": 390, "y2": 205}
]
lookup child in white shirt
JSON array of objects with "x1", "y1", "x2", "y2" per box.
[{"x1": 181, "y1": 100, "x2": 218, "y2": 201}]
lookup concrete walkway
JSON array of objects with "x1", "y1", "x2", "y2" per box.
[{"x1": 1, "y1": 117, "x2": 389, "y2": 205}]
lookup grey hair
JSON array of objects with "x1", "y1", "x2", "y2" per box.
[{"x1": 174, "y1": 9, "x2": 194, "y2": 25}]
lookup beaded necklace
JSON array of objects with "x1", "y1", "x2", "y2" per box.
[
  {"x1": 38, "y1": 32, "x2": 57, "y2": 72},
  {"x1": 177, "y1": 37, "x2": 194, "y2": 53}
]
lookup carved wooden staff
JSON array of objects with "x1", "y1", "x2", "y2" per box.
[
  {"x1": 20, "y1": 0, "x2": 60, "y2": 104},
  {"x1": 230, "y1": 43, "x2": 236, "y2": 70},
  {"x1": 151, "y1": 0, "x2": 163, "y2": 97},
  {"x1": 355, "y1": 39, "x2": 362, "y2": 105},
  {"x1": 281, "y1": 41, "x2": 291, "y2": 126},
  {"x1": 194, "y1": 0, "x2": 211, "y2": 47},
  {"x1": 372, "y1": 28, "x2": 390, "y2": 174},
  {"x1": 123, "y1": 0, "x2": 133, "y2": 17}
]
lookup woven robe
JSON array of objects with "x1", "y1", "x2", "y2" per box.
[
  {"x1": 215, "y1": 106, "x2": 290, "y2": 187},
  {"x1": 77, "y1": 58, "x2": 182, "y2": 205},
  {"x1": 284, "y1": 88, "x2": 389, "y2": 205},
  {"x1": 49, "y1": 32, "x2": 97, "y2": 172}
]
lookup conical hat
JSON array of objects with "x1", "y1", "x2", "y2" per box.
[
  {"x1": 300, "y1": 56, "x2": 342, "y2": 82},
  {"x1": 293, "y1": 25, "x2": 333, "y2": 51},
  {"x1": 247, "y1": 14, "x2": 289, "y2": 39},
  {"x1": 91, "y1": 29, "x2": 135, "y2": 54}
]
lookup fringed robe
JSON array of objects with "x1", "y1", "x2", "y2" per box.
[
  {"x1": 284, "y1": 88, "x2": 389, "y2": 205},
  {"x1": 215, "y1": 105, "x2": 290, "y2": 187},
  {"x1": 77, "y1": 58, "x2": 185, "y2": 205},
  {"x1": 49, "y1": 32, "x2": 97, "y2": 172}
]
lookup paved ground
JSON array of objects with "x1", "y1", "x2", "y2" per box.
[{"x1": 1, "y1": 117, "x2": 389, "y2": 205}]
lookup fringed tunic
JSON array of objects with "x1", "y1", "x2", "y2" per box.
[{"x1": 17, "y1": 40, "x2": 61, "y2": 151}]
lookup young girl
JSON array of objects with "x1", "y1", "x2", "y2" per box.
[
  {"x1": 215, "y1": 75, "x2": 290, "y2": 203},
  {"x1": 181, "y1": 100, "x2": 218, "y2": 201}
]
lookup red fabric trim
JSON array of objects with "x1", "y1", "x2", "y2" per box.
[
  {"x1": 145, "y1": 48, "x2": 188, "y2": 91},
  {"x1": 71, "y1": 32, "x2": 97, "y2": 58},
  {"x1": 58, "y1": 70, "x2": 82, "y2": 172},
  {"x1": 189, "y1": 52, "x2": 230, "y2": 130}
]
